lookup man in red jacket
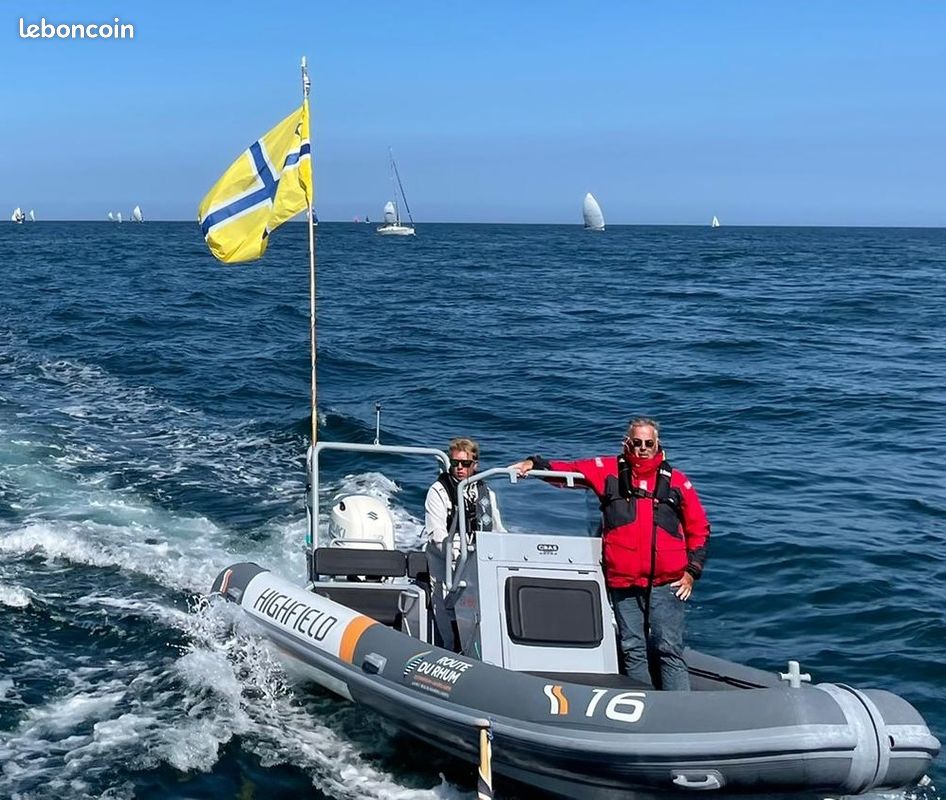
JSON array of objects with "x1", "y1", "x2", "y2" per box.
[{"x1": 511, "y1": 417, "x2": 710, "y2": 690}]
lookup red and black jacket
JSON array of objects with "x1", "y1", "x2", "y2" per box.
[{"x1": 532, "y1": 451, "x2": 710, "y2": 589}]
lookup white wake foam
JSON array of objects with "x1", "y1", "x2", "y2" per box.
[{"x1": 0, "y1": 582, "x2": 32, "y2": 607}]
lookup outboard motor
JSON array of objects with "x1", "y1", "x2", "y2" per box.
[{"x1": 328, "y1": 495, "x2": 394, "y2": 550}]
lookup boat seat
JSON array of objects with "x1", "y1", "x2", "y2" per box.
[
  {"x1": 312, "y1": 547, "x2": 407, "y2": 580},
  {"x1": 310, "y1": 549, "x2": 432, "y2": 638},
  {"x1": 406, "y1": 550, "x2": 430, "y2": 581},
  {"x1": 311, "y1": 582, "x2": 430, "y2": 638},
  {"x1": 310, "y1": 584, "x2": 404, "y2": 626}
]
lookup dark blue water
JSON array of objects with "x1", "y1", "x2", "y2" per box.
[{"x1": 0, "y1": 222, "x2": 943, "y2": 800}]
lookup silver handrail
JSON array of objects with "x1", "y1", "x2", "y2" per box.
[
  {"x1": 307, "y1": 441, "x2": 450, "y2": 554},
  {"x1": 445, "y1": 467, "x2": 587, "y2": 591}
]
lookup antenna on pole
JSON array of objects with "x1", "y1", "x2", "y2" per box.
[{"x1": 374, "y1": 402, "x2": 383, "y2": 445}]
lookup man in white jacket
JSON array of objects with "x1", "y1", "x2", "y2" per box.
[{"x1": 424, "y1": 436, "x2": 503, "y2": 650}]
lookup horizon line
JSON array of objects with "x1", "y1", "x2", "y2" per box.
[{"x1": 10, "y1": 220, "x2": 946, "y2": 230}]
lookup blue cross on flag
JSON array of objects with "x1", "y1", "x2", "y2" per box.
[{"x1": 198, "y1": 102, "x2": 312, "y2": 263}]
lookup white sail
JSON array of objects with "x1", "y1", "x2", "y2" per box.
[
  {"x1": 107, "y1": 212, "x2": 114, "y2": 221},
  {"x1": 116, "y1": 212, "x2": 123, "y2": 223},
  {"x1": 583, "y1": 193, "x2": 605, "y2": 231},
  {"x1": 132, "y1": 205, "x2": 143, "y2": 222},
  {"x1": 11, "y1": 207, "x2": 23, "y2": 223},
  {"x1": 28, "y1": 209, "x2": 35, "y2": 222},
  {"x1": 711, "y1": 215, "x2": 720, "y2": 228},
  {"x1": 377, "y1": 150, "x2": 416, "y2": 235}
]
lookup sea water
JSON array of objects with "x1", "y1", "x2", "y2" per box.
[{"x1": 0, "y1": 222, "x2": 943, "y2": 799}]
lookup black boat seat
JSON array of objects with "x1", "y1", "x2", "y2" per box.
[
  {"x1": 313, "y1": 547, "x2": 407, "y2": 580},
  {"x1": 312, "y1": 548, "x2": 431, "y2": 582},
  {"x1": 310, "y1": 584, "x2": 410, "y2": 627},
  {"x1": 311, "y1": 549, "x2": 432, "y2": 635},
  {"x1": 406, "y1": 550, "x2": 430, "y2": 581}
]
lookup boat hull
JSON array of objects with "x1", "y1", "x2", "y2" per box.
[
  {"x1": 376, "y1": 224, "x2": 415, "y2": 236},
  {"x1": 212, "y1": 563, "x2": 939, "y2": 798}
]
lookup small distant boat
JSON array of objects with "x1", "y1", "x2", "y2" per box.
[
  {"x1": 116, "y1": 212, "x2": 123, "y2": 224},
  {"x1": 107, "y1": 212, "x2": 115, "y2": 221},
  {"x1": 377, "y1": 149, "x2": 415, "y2": 236},
  {"x1": 583, "y1": 193, "x2": 605, "y2": 231},
  {"x1": 711, "y1": 215, "x2": 720, "y2": 228},
  {"x1": 11, "y1": 207, "x2": 25, "y2": 224},
  {"x1": 27, "y1": 209, "x2": 35, "y2": 222},
  {"x1": 132, "y1": 205, "x2": 143, "y2": 222}
]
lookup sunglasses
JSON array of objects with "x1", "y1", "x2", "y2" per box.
[
  {"x1": 626, "y1": 438, "x2": 656, "y2": 449},
  {"x1": 450, "y1": 458, "x2": 476, "y2": 468}
]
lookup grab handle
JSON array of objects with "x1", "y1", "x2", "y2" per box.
[{"x1": 671, "y1": 770, "x2": 723, "y2": 791}]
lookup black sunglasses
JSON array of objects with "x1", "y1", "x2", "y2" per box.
[
  {"x1": 626, "y1": 438, "x2": 655, "y2": 449},
  {"x1": 450, "y1": 458, "x2": 476, "y2": 468}
]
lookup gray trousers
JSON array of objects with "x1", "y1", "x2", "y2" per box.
[{"x1": 610, "y1": 584, "x2": 690, "y2": 691}]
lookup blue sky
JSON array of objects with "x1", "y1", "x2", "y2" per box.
[{"x1": 2, "y1": 1, "x2": 944, "y2": 225}]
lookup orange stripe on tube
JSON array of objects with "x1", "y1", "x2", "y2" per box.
[
  {"x1": 551, "y1": 685, "x2": 569, "y2": 715},
  {"x1": 339, "y1": 615, "x2": 377, "y2": 663}
]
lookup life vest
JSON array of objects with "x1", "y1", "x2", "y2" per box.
[
  {"x1": 436, "y1": 472, "x2": 496, "y2": 543},
  {"x1": 599, "y1": 455, "x2": 688, "y2": 588}
]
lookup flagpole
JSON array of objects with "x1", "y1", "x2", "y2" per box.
[{"x1": 301, "y1": 56, "x2": 318, "y2": 447}]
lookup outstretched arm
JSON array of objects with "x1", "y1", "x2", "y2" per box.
[
  {"x1": 509, "y1": 455, "x2": 551, "y2": 476},
  {"x1": 511, "y1": 455, "x2": 608, "y2": 496}
]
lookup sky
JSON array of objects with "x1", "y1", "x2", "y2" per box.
[{"x1": 2, "y1": 1, "x2": 944, "y2": 225}]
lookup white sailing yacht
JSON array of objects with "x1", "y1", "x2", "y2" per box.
[
  {"x1": 11, "y1": 207, "x2": 25, "y2": 224},
  {"x1": 27, "y1": 209, "x2": 35, "y2": 222},
  {"x1": 377, "y1": 149, "x2": 415, "y2": 236},
  {"x1": 132, "y1": 205, "x2": 143, "y2": 222},
  {"x1": 116, "y1": 212, "x2": 123, "y2": 223},
  {"x1": 582, "y1": 193, "x2": 605, "y2": 231},
  {"x1": 107, "y1": 212, "x2": 114, "y2": 221},
  {"x1": 711, "y1": 215, "x2": 720, "y2": 228}
]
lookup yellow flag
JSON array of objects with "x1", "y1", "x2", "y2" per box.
[{"x1": 197, "y1": 101, "x2": 312, "y2": 263}]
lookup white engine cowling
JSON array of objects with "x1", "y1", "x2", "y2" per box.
[{"x1": 328, "y1": 494, "x2": 394, "y2": 550}]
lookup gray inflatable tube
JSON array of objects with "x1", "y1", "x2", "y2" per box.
[{"x1": 211, "y1": 563, "x2": 939, "y2": 799}]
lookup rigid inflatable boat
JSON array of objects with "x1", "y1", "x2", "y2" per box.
[{"x1": 211, "y1": 439, "x2": 939, "y2": 799}]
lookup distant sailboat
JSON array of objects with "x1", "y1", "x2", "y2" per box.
[
  {"x1": 583, "y1": 193, "x2": 605, "y2": 231},
  {"x1": 28, "y1": 209, "x2": 35, "y2": 222},
  {"x1": 377, "y1": 149, "x2": 415, "y2": 236},
  {"x1": 711, "y1": 215, "x2": 720, "y2": 228},
  {"x1": 107, "y1": 212, "x2": 115, "y2": 221},
  {"x1": 132, "y1": 205, "x2": 143, "y2": 222},
  {"x1": 11, "y1": 207, "x2": 25, "y2": 224},
  {"x1": 116, "y1": 212, "x2": 123, "y2": 224}
]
